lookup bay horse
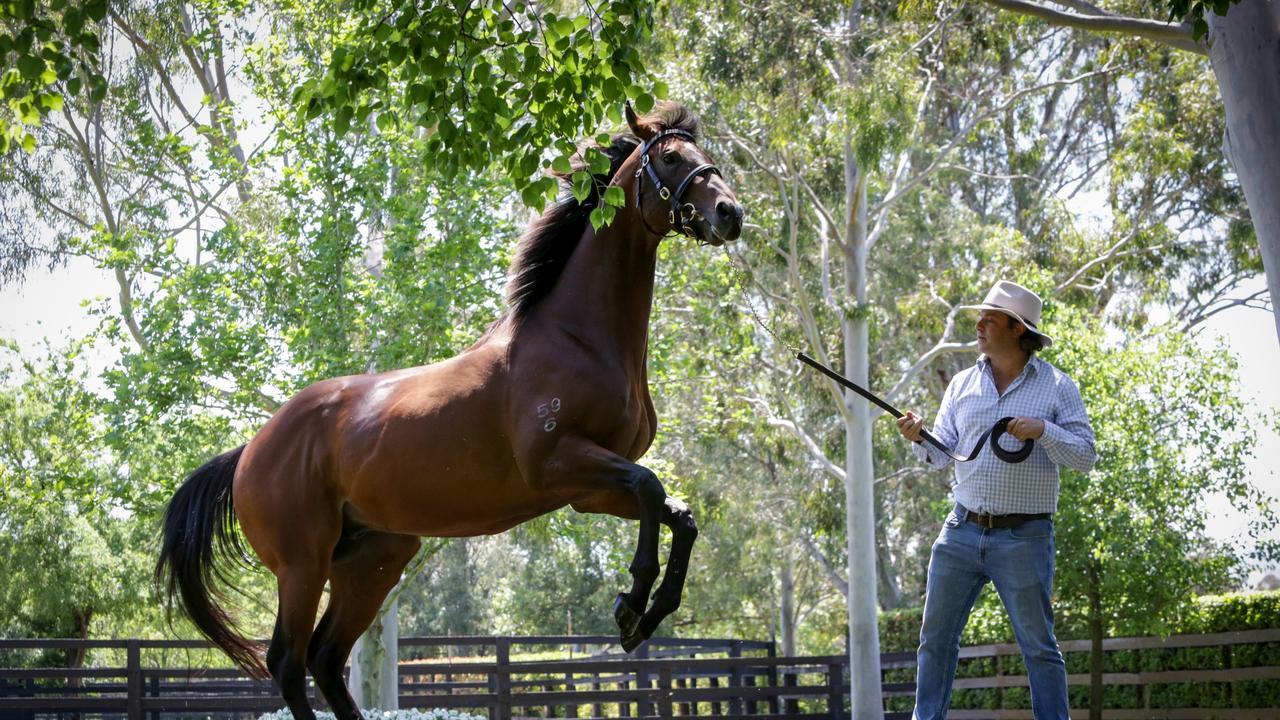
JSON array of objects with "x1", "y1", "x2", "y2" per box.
[{"x1": 155, "y1": 102, "x2": 744, "y2": 720}]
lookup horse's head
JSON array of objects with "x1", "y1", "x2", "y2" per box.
[{"x1": 625, "y1": 103, "x2": 744, "y2": 246}]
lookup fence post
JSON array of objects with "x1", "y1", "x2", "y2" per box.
[
  {"x1": 564, "y1": 671, "x2": 578, "y2": 719},
  {"x1": 826, "y1": 661, "x2": 842, "y2": 720},
  {"x1": 149, "y1": 675, "x2": 160, "y2": 720},
  {"x1": 126, "y1": 640, "x2": 142, "y2": 720},
  {"x1": 659, "y1": 667, "x2": 673, "y2": 719},
  {"x1": 767, "y1": 641, "x2": 779, "y2": 715},
  {"x1": 636, "y1": 644, "x2": 653, "y2": 717},
  {"x1": 494, "y1": 638, "x2": 512, "y2": 720},
  {"x1": 728, "y1": 640, "x2": 743, "y2": 716},
  {"x1": 994, "y1": 653, "x2": 1002, "y2": 709}
]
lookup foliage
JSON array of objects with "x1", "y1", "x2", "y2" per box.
[
  {"x1": 0, "y1": 341, "x2": 152, "y2": 650},
  {"x1": 1048, "y1": 311, "x2": 1274, "y2": 638},
  {"x1": 0, "y1": 0, "x2": 108, "y2": 154}
]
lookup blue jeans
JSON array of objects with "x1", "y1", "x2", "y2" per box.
[{"x1": 913, "y1": 504, "x2": 1069, "y2": 720}]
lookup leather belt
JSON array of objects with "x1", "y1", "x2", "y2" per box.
[{"x1": 964, "y1": 510, "x2": 1051, "y2": 529}]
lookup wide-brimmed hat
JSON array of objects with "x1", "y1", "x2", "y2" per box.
[{"x1": 958, "y1": 280, "x2": 1053, "y2": 347}]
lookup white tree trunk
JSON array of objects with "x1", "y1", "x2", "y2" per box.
[
  {"x1": 348, "y1": 598, "x2": 399, "y2": 710},
  {"x1": 843, "y1": 171, "x2": 884, "y2": 720},
  {"x1": 778, "y1": 545, "x2": 798, "y2": 657},
  {"x1": 1208, "y1": 0, "x2": 1280, "y2": 344},
  {"x1": 348, "y1": 153, "x2": 401, "y2": 711}
]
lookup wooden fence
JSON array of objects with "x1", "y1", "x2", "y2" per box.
[{"x1": 1, "y1": 630, "x2": 1277, "y2": 720}]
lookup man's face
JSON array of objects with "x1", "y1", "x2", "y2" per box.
[{"x1": 975, "y1": 309, "x2": 1023, "y2": 356}]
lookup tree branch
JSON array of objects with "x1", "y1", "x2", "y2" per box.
[
  {"x1": 976, "y1": 0, "x2": 1206, "y2": 55},
  {"x1": 801, "y1": 534, "x2": 848, "y2": 601}
]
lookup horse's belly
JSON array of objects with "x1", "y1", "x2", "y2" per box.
[{"x1": 344, "y1": 458, "x2": 566, "y2": 537}]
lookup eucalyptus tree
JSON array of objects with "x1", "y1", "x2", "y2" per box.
[
  {"x1": 968, "y1": 0, "x2": 1280, "y2": 343},
  {"x1": 645, "y1": 0, "x2": 1267, "y2": 713}
]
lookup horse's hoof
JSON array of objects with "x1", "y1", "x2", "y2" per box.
[
  {"x1": 613, "y1": 593, "x2": 642, "y2": 637},
  {"x1": 620, "y1": 628, "x2": 648, "y2": 653}
]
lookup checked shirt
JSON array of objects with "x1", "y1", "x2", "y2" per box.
[{"x1": 912, "y1": 355, "x2": 1097, "y2": 515}]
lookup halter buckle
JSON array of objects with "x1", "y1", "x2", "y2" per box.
[{"x1": 658, "y1": 187, "x2": 671, "y2": 200}]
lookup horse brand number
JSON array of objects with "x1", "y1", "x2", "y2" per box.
[{"x1": 537, "y1": 398, "x2": 562, "y2": 432}]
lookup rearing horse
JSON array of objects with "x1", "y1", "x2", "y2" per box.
[{"x1": 155, "y1": 102, "x2": 744, "y2": 720}]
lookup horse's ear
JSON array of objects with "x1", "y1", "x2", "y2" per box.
[{"x1": 625, "y1": 102, "x2": 656, "y2": 141}]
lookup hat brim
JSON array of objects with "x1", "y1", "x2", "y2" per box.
[{"x1": 958, "y1": 303, "x2": 1054, "y2": 347}]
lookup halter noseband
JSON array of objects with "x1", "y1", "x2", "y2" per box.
[{"x1": 632, "y1": 128, "x2": 723, "y2": 239}]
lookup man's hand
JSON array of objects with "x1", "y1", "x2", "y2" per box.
[
  {"x1": 1006, "y1": 417, "x2": 1045, "y2": 441},
  {"x1": 896, "y1": 411, "x2": 926, "y2": 443}
]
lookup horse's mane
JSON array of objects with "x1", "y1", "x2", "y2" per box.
[{"x1": 503, "y1": 102, "x2": 702, "y2": 320}]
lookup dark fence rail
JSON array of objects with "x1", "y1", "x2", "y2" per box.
[{"x1": 1, "y1": 631, "x2": 1277, "y2": 720}]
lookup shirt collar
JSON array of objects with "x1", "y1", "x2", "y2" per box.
[{"x1": 977, "y1": 354, "x2": 1040, "y2": 377}]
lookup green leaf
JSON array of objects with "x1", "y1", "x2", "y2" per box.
[
  {"x1": 653, "y1": 80, "x2": 669, "y2": 98},
  {"x1": 604, "y1": 186, "x2": 625, "y2": 207},
  {"x1": 551, "y1": 155, "x2": 572, "y2": 174},
  {"x1": 587, "y1": 148, "x2": 611, "y2": 174},
  {"x1": 589, "y1": 206, "x2": 604, "y2": 230},
  {"x1": 66, "y1": 77, "x2": 81, "y2": 96},
  {"x1": 17, "y1": 54, "x2": 45, "y2": 81},
  {"x1": 20, "y1": 131, "x2": 36, "y2": 152},
  {"x1": 520, "y1": 182, "x2": 546, "y2": 210},
  {"x1": 88, "y1": 75, "x2": 107, "y2": 103},
  {"x1": 1193, "y1": 17, "x2": 1208, "y2": 39},
  {"x1": 85, "y1": 0, "x2": 108, "y2": 22},
  {"x1": 634, "y1": 92, "x2": 654, "y2": 113},
  {"x1": 38, "y1": 93, "x2": 62, "y2": 112},
  {"x1": 571, "y1": 170, "x2": 593, "y2": 202}
]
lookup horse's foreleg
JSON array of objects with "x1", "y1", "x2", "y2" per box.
[
  {"x1": 635, "y1": 497, "x2": 698, "y2": 642},
  {"x1": 539, "y1": 436, "x2": 668, "y2": 652},
  {"x1": 614, "y1": 466, "x2": 667, "y2": 650}
]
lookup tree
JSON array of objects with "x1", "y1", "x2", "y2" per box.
[
  {"x1": 1047, "y1": 312, "x2": 1274, "y2": 719},
  {"x1": 971, "y1": 0, "x2": 1280, "y2": 343},
  {"x1": 0, "y1": 342, "x2": 155, "y2": 660}
]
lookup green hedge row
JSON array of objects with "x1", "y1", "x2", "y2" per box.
[{"x1": 879, "y1": 591, "x2": 1280, "y2": 712}]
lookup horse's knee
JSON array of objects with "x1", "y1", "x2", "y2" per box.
[
  {"x1": 629, "y1": 559, "x2": 660, "y2": 586},
  {"x1": 668, "y1": 500, "x2": 698, "y2": 542}
]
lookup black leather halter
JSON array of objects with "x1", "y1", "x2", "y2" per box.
[{"x1": 632, "y1": 128, "x2": 723, "y2": 239}]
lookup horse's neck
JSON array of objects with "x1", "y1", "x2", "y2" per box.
[{"x1": 538, "y1": 205, "x2": 660, "y2": 372}]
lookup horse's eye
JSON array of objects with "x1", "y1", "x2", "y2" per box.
[{"x1": 662, "y1": 152, "x2": 679, "y2": 165}]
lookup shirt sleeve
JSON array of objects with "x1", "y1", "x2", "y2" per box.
[
  {"x1": 912, "y1": 374, "x2": 960, "y2": 470},
  {"x1": 1038, "y1": 374, "x2": 1097, "y2": 472}
]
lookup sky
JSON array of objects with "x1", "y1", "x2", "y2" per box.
[{"x1": 2, "y1": 258, "x2": 1277, "y2": 587}]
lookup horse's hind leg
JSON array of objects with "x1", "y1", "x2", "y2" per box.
[
  {"x1": 266, "y1": 559, "x2": 331, "y2": 720},
  {"x1": 308, "y1": 529, "x2": 421, "y2": 720}
]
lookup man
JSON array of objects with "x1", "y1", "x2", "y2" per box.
[{"x1": 897, "y1": 280, "x2": 1097, "y2": 720}]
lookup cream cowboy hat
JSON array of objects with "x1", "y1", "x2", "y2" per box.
[{"x1": 958, "y1": 280, "x2": 1054, "y2": 347}]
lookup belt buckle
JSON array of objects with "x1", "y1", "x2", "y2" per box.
[{"x1": 980, "y1": 513, "x2": 994, "y2": 529}]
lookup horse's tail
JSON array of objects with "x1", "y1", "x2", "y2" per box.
[{"x1": 155, "y1": 444, "x2": 268, "y2": 678}]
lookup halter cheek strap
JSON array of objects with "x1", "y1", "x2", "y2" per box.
[{"x1": 632, "y1": 129, "x2": 723, "y2": 239}]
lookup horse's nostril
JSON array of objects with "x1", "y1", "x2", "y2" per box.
[{"x1": 717, "y1": 201, "x2": 741, "y2": 223}]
